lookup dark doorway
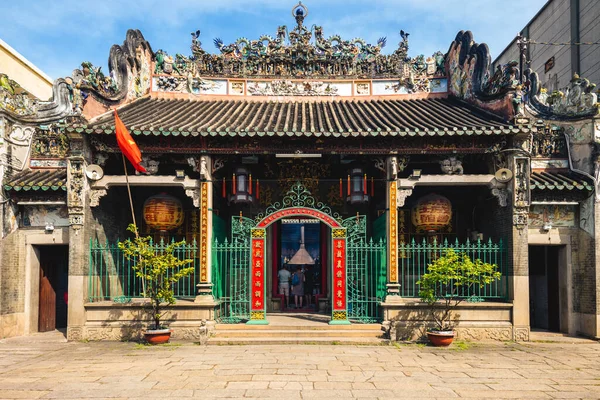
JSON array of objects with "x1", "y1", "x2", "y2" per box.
[
  {"x1": 38, "y1": 246, "x2": 69, "y2": 332},
  {"x1": 273, "y1": 220, "x2": 327, "y2": 312},
  {"x1": 528, "y1": 246, "x2": 560, "y2": 332}
]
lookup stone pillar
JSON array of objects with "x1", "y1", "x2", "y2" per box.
[
  {"x1": 196, "y1": 155, "x2": 215, "y2": 303},
  {"x1": 65, "y1": 133, "x2": 88, "y2": 341},
  {"x1": 511, "y1": 155, "x2": 531, "y2": 341}
]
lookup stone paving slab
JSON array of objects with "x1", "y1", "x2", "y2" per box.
[{"x1": 0, "y1": 333, "x2": 600, "y2": 399}]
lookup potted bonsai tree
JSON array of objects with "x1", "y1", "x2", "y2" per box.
[
  {"x1": 417, "y1": 248, "x2": 501, "y2": 346},
  {"x1": 118, "y1": 224, "x2": 194, "y2": 344}
]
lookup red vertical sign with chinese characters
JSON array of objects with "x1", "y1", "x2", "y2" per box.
[
  {"x1": 251, "y1": 237, "x2": 265, "y2": 312},
  {"x1": 332, "y1": 238, "x2": 346, "y2": 310}
]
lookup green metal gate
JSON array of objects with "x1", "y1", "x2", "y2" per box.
[
  {"x1": 345, "y1": 215, "x2": 387, "y2": 323},
  {"x1": 212, "y1": 216, "x2": 254, "y2": 323}
]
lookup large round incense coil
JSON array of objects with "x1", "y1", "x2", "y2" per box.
[
  {"x1": 143, "y1": 194, "x2": 184, "y2": 232},
  {"x1": 411, "y1": 194, "x2": 452, "y2": 232}
]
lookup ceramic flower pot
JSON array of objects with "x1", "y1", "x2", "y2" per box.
[
  {"x1": 427, "y1": 330, "x2": 455, "y2": 347},
  {"x1": 144, "y1": 328, "x2": 171, "y2": 345}
]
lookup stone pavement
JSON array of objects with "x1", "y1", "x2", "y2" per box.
[{"x1": 1, "y1": 331, "x2": 600, "y2": 399}]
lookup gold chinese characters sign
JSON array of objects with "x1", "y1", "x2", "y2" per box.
[
  {"x1": 199, "y1": 182, "x2": 209, "y2": 282},
  {"x1": 389, "y1": 180, "x2": 398, "y2": 282},
  {"x1": 250, "y1": 229, "x2": 267, "y2": 321},
  {"x1": 332, "y1": 236, "x2": 346, "y2": 312}
]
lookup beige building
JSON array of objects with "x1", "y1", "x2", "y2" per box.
[
  {"x1": 0, "y1": 38, "x2": 53, "y2": 101},
  {"x1": 493, "y1": 0, "x2": 600, "y2": 92}
]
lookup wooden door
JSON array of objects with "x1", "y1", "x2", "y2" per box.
[{"x1": 38, "y1": 260, "x2": 56, "y2": 332}]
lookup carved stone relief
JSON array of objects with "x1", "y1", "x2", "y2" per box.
[
  {"x1": 513, "y1": 208, "x2": 528, "y2": 230},
  {"x1": 3, "y1": 122, "x2": 34, "y2": 171},
  {"x1": 89, "y1": 189, "x2": 108, "y2": 207},
  {"x1": 455, "y1": 327, "x2": 513, "y2": 341},
  {"x1": 396, "y1": 189, "x2": 413, "y2": 208},
  {"x1": 439, "y1": 156, "x2": 463, "y2": 175},
  {"x1": 514, "y1": 157, "x2": 530, "y2": 208},
  {"x1": 67, "y1": 157, "x2": 85, "y2": 229},
  {"x1": 514, "y1": 327, "x2": 530, "y2": 341},
  {"x1": 491, "y1": 188, "x2": 509, "y2": 207},
  {"x1": 186, "y1": 188, "x2": 200, "y2": 208}
]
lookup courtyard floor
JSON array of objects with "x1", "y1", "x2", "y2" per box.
[{"x1": 1, "y1": 331, "x2": 600, "y2": 399}]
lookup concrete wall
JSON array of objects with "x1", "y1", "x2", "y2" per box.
[
  {"x1": 0, "y1": 39, "x2": 53, "y2": 100},
  {"x1": 579, "y1": 0, "x2": 600, "y2": 85},
  {"x1": 493, "y1": 0, "x2": 600, "y2": 89}
]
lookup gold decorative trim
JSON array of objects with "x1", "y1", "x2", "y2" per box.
[
  {"x1": 250, "y1": 311, "x2": 266, "y2": 320},
  {"x1": 332, "y1": 228, "x2": 346, "y2": 238},
  {"x1": 389, "y1": 180, "x2": 398, "y2": 282},
  {"x1": 199, "y1": 181, "x2": 209, "y2": 282},
  {"x1": 332, "y1": 311, "x2": 347, "y2": 320},
  {"x1": 251, "y1": 229, "x2": 266, "y2": 238}
]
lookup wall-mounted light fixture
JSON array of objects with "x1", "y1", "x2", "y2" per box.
[
  {"x1": 45, "y1": 222, "x2": 55, "y2": 233},
  {"x1": 409, "y1": 169, "x2": 422, "y2": 180},
  {"x1": 542, "y1": 221, "x2": 553, "y2": 232},
  {"x1": 175, "y1": 169, "x2": 186, "y2": 179}
]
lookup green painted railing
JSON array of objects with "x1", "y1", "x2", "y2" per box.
[
  {"x1": 347, "y1": 238, "x2": 387, "y2": 323},
  {"x1": 398, "y1": 238, "x2": 508, "y2": 300},
  {"x1": 212, "y1": 238, "x2": 251, "y2": 323},
  {"x1": 88, "y1": 239, "x2": 199, "y2": 302}
]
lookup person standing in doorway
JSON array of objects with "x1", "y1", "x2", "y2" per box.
[
  {"x1": 277, "y1": 265, "x2": 291, "y2": 309},
  {"x1": 291, "y1": 266, "x2": 305, "y2": 309}
]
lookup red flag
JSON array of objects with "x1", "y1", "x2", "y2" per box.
[{"x1": 114, "y1": 110, "x2": 146, "y2": 173}]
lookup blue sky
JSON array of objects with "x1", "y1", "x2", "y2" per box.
[{"x1": 1, "y1": 0, "x2": 548, "y2": 81}]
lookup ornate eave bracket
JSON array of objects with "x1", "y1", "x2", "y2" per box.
[
  {"x1": 90, "y1": 175, "x2": 201, "y2": 207},
  {"x1": 396, "y1": 188, "x2": 413, "y2": 208},
  {"x1": 491, "y1": 188, "x2": 509, "y2": 207}
]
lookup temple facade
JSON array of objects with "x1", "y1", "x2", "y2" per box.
[{"x1": 1, "y1": 3, "x2": 599, "y2": 341}]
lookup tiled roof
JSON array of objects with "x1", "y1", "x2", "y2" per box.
[
  {"x1": 4, "y1": 169, "x2": 67, "y2": 192},
  {"x1": 530, "y1": 171, "x2": 593, "y2": 192},
  {"x1": 76, "y1": 96, "x2": 520, "y2": 137}
]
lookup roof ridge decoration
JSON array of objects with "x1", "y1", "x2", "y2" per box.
[
  {"x1": 0, "y1": 72, "x2": 75, "y2": 123},
  {"x1": 525, "y1": 70, "x2": 599, "y2": 120},
  {"x1": 153, "y1": 2, "x2": 446, "y2": 81},
  {"x1": 68, "y1": 30, "x2": 153, "y2": 108},
  {"x1": 446, "y1": 31, "x2": 523, "y2": 121}
]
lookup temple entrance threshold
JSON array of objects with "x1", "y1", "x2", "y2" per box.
[{"x1": 208, "y1": 313, "x2": 385, "y2": 345}]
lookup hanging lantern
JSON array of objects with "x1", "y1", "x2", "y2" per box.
[
  {"x1": 143, "y1": 193, "x2": 184, "y2": 232},
  {"x1": 230, "y1": 167, "x2": 253, "y2": 204},
  {"x1": 411, "y1": 194, "x2": 452, "y2": 232},
  {"x1": 347, "y1": 167, "x2": 369, "y2": 205}
]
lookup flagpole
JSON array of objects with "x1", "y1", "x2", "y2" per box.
[
  {"x1": 116, "y1": 110, "x2": 146, "y2": 296},
  {"x1": 122, "y1": 154, "x2": 138, "y2": 236}
]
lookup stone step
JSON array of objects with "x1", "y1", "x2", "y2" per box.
[
  {"x1": 213, "y1": 329, "x2": 384, "y2": 338},
  {"x1": 207, "y1": 337, "x2": 389, "y2": 345},
  {"x1": 215, "y1": 323, "x2": 382, "y2": 331}
]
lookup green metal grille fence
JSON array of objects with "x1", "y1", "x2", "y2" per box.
[
  {"x1": 88, "y1": 239, "x2": 199, "y2": 302},
  {"x1": 347, "y1": 238, "x2": 387, "y2": 323},
  {"x1": 211, "y1": 238, "x2": 251, "y2": 323},
  {"x1": 398, "y1": 238, "x2": 508, "y2": 300}
]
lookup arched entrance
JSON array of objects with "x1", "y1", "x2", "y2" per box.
[
  {"x1": 249, "y1": 206, "x2": 349, "y2": 325},
  {"x1": 212, "y1": 182, "x2": 386, "y2": 326}
]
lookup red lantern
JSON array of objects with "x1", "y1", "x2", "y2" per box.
[
  {"x1": 411, "y1": 194, "x2": 452, "y2": 232},
  {"x1": 143, "y1": 194, "x2": 184, "y2": 232}
]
